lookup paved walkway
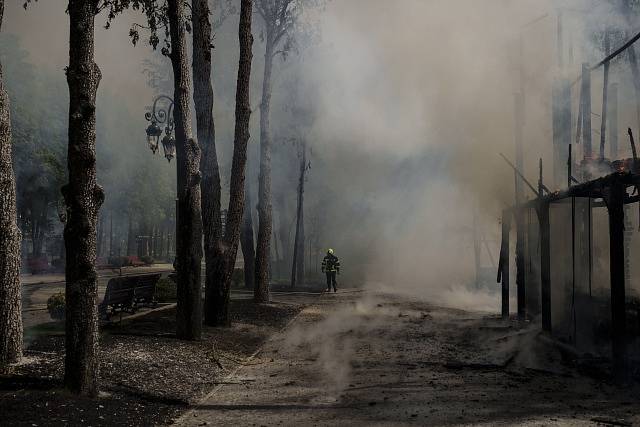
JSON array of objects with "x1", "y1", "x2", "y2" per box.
[{"x1": 177, "y1": 290, "x2": 640, "y2": 427}]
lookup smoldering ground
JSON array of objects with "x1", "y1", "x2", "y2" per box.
[
  {"x1": 270, "y1": 0, "x2": 640, "y2": 392},
  {"x1": 281, "y1": 293, "x2": 433, "y2": 394}
]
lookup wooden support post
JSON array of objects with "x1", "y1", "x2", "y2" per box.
[
  {"x1": 473, "y1": 206, "x2": 482, "y2": 288},
  {"x1": 609, "y1": 83, "x2": 618, "y2": 159},
  {"x1": 600, "y1": 31, "x2": 611, "y2": 159},
  {"x1": 514, "y1": 92, "x2": 526, "y2": 320},
  {"x1": 498, "y1": 209, "x2": 511, "y2": 319},
  {"x1": 539, "y1": 201, "x2": 552, "y2": 333},
  {"x1": 553, "y1": 79, "x2": 572, "y2": 188},
  {"x1": 607, "y1": 179, "x2": 627, "y2": 381},
  {"x1": 516, "y1": 212, "x2": 526, "y2": 320},
  {"x1": 581, "y1": 63, "x2": 592, "y2": 160}
]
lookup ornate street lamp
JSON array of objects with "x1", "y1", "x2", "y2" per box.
[
  {"x1": 145, "y1": 121, "x2": 162, "y2": 154},
  {"x1": 144, "y1": 95, "x2": 176, "y2": 162}
]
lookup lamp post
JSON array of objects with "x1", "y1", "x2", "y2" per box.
[
  {"x1": 144, "y1": 95, "x2": 179, "y2": 261},
  {"x1": 145, "y1": 95, "x2": 176, "y2": 162}
]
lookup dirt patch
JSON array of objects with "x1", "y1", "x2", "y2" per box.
[{"x1": 0, "y1": 300, "x2": 304, "y2": 426}]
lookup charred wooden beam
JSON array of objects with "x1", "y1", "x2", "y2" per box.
[
  {"x1": 518, "y1": 172, "x2": 639, "y2": 210},
  {"x1": 539, "y1": 200, "x2": 552, "y2": 333},
  {"x1": 514, "y1": 93, "x2": 526, "y2": 321},
  {"x1": 600, "y1": 31, "x2": 611, "y2": 160},
  {"x1": 497, "y1": 209, "x2": 511, "y2": 320},
  {"x1": 499, "y1": 153, "x2": 539, "y2": 197},
  {"x1": 581, "y1": 63, "x2": 593, "y2": 161},
  {"x1": 609, "y1": 84, "x2": 618, "y2": 159},
  {"x1": 607, "y1": 178, "x2": 627, "y2": 382}
]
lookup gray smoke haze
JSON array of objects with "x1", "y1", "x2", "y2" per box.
[{"x1": 5, "y1": 0, "x2": 637, "y2": 312}]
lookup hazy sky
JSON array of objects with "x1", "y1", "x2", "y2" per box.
[{"x1": 5, "y1": 1, "x2": 156, "y2": 112}]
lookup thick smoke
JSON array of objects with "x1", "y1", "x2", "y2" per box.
[
  {"x1": 280, "y1": 0, "x2": 557, "y2": 311},
  {"x1": 6, "y1": 0, "x2": 633, "y2": 313}
]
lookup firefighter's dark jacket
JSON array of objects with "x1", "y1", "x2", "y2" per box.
[{"x1": 322, "y1": 253, "x2": 340, "y2": 273}]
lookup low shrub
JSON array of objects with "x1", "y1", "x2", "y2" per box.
[
  {"x1": 155, "y1": 278, "x2": 177, "y2": 302},
  {"x1": 47, "y1": 292, "x2": 65, "y2": 320},
  {"x1": 140, "y1": 255, "x2": 155, "y2": 265},
  {"x1": 108, "y1": 256, "x2": 128, "y2": 267}
]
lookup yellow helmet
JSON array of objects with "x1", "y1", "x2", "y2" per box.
[{"x1": 327, "y1": 248, "x2": 334, "y2": 254}]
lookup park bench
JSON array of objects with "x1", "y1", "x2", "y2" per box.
[{"x1": 99, "y1": 273, "x2": 161, "y2": 320}]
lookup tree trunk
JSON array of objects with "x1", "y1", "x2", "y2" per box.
[
  {"x1": 272, "y1": 230, "x2": 280, "y2": 280},
  {"x1": 275, "y1": 193, "x2": 289, "y2": 276},
  {"x1": 168, "y1": 0, "x2": 204, "y2": 341},
  {"x1": 240, "y1": 188, "x2": 255, "y2": 289},
  {"x1": 126, "y1": 214, "x2": 133, "y2": 256},
  {"x1": 255, "y1": 30, "x2": 275, "y2": 303},
  {"x1": 291, "y1": 143, "x2": 306, "y2": 287},
  {"x1": 159, "y1": 224, "x2": 165, "y2": 261},
  {"x1": 210, "y1": 0, "x2": 253, "y2": 326},
  {"x1": 0, "y1": 0, "x2": 23, "y2": 368},
  {"x1": 109, "y1": 211, "x2": 113, "y2": 257},
  {"x1": 97, "y1": 213, "x2": 105, "y2": 258},
  {"x1": 296, "y1": 145, "x2": 306, "y2": 286},
  {"x1": 63, "y1": 0, "x2": 103, "y2": 396},
  {"x1": 31, "y1": 216, "x2": 40, "y2": 256},
  {"x1": 192, "y1": 0, "x2": 225, "y2": 327}
]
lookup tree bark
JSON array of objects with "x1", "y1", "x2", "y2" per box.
[
  {"x1": 210, "y1": 0, "x2": 253, "y2": 326},
  {"x1": 254, "y1": 29, "x2": 275, "y2": 303},
  {"x1": 275, "y1": 192, "x2": 290, "y2": 277},
  {"x1": 192, "y1": 0, "x2": 225, "y2": 327},
  {"x1": 291, "y1": 143, "x2": 306, "y2": 288},
  {"x1": 127, "y1": 214, "x2": 135, "y2": 256},
  {"x1": 0, "y1": 0, "x2": 23, "y2": 368},
  {"x1": 109, "y1": 211, "x2": 113, "y2": 257},
  {"x1": 240, "y1": 188, "x2": 255, "y2": 289},
  {"x1": 97, "y1": 213, "x2": 105, "y2": 258},
  {"x1": 63, "y1": 0, "x2": 103, "y2": 396},
  {"x1": 296, "y1": 144, "x2": 306, "y2": 286},
  {"x1": 167, "y1": 0, "x2": 204, "y2": 340}
]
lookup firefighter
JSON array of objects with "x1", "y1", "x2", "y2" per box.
[{"x1": 321, "y1": 248, "x2": 340, "y2": 292}]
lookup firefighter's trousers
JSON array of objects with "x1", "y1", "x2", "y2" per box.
[{"x1": 325, "y1": 271, "x2": 337, "y2": 291}]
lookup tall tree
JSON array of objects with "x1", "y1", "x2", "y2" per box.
[
  {"x1": 167, "y1": 0, "x2": 204, "y2": 340},
  {"x1": 253, "y1": 0, "x2": 317, "y2": 301},
  {"x1": 0, "y1": 0, "x2": 23, "y2": 368},
  {"x1": 192, "y1": 0, "x2": 224, "y2": 326},
  {"x1": 253, "y1": 0, "x2": 291, "y2": 303},
  {"x1": 63, "y1": 0, "x2": 104, "y2": 395},
  {"x1": 291, "y1": 139, "x2": 308, "y2": 288},
  {"x1": 240, "y1": 189, "x2": 255, "y2": 289},
  {"x1": 210, "y1": 0, "x2": 253, "y2": 326}
]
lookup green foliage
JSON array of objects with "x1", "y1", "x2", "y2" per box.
[
  {"x1": 155, "y1": 278, "x2": 176, "y2": 302},
  {"x1": 46, "y1": 292, "x2": 65, "y2": 320},
  {"x1": 0, "y1": 34, "x2": 67, "y2": 242},
  {"x1": 1, "y1": 33, "x2": 177, "y2": 253}
]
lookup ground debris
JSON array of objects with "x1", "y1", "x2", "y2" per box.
[
  {"x1": 1, "y1": 299, "x2": 304, "y2": 426},
  {"x1": 590, "y1": 416, "x2": 632, "y2": 426}
]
